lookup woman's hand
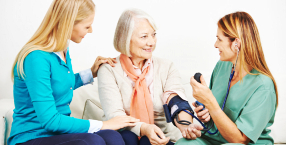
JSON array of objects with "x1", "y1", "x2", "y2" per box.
[
  {"x1": 174, "y1": 111, "x2": 203, "y2": 140},
  {"x1": 179, "y1": 124, "x2": 203, "y2": 140},
  {"x1": 91, "y1": 56, "x2": 117, "y2": 78},
  {"x1": 190, "y1": 75, "x2": 215, "y2": 106},
  {"x1": 192, "y1": 102, "x2": 211, "y2": 123},
  {"x1": 140, "y1": 123, "x2": 170, "y2": 145},
  {"x1": 101, "y1": 116, "x2": 139, "y2": 130}
]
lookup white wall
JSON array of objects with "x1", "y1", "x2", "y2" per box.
[{"x1": 0, "y1": 0, "x2": 286, "y2": 142}]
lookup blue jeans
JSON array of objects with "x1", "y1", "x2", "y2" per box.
[
  {"x1": 119, "y1": 130, "x2": 174, "y2": 145},
  {"x1": 18, "y1": 130, "x2": 124, "y2": 145}
]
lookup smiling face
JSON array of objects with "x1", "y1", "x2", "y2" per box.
[
  {"x1": 214, "y1": 28, "x2": 237, "y2": 62},
  {"x1": 71, "y1": 13, "x2": 95, "y2": 43},
  {"x1": 129, "y1": 18, "x2": 157, "y2": 61}
]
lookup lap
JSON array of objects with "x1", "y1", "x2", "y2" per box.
[
  {"x1": 19, "y1": 130, "x2": 124, "y2": 145},
  {"x1": 19, "y1": 133, "x2": 105, "y2": 145},
  {"x1": 175, "y1": 137, "x2": 213, "y2": 145},
  {"x1": 119, "y1": 130, "x2": 174, "y2": 145}
]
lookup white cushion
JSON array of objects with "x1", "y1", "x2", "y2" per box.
[
  {"x1": 0, "y1": 117, "x2": 5, "y2": 145},
  {"x1": 4, "y1": 109, "x2": 13, "y2": 145},
  {"x1": 70, "y1": 80, "x2": 100, "y2": 119},
  {"x1": 82, "y1": 99, "x2": 104, "y2": 121},
  {"x1": 0, "y1": 99, "x2": 14, "y2": 145}
]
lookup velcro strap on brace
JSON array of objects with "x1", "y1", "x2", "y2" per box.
[{"x1": 163, "y1": 95, "x2": 194, "y2": 126}]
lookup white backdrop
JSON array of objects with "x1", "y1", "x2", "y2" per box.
[{"x1": 0, "y1": 0, "x2": 285, "y2": 142}]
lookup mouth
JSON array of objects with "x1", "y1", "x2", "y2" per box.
[
  {"x1": 142, "y1": 48, "x2": 152, "y2": 52},
  {"x1": 219, "y1": 51, "x2": 222, "y2": 55}
]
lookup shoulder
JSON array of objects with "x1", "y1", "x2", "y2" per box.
[
  {"x1": 98, "y1": 56, "x2": 122, "y2": 75},
  {"x1": 25, "y1": 50, "x2": 53, "y2": 62},
  {"x1": 152, "y1": 56, "x2": 173, "y2": 66},
  {"x1": 152, "y1": 56, "x2": 175, "y2": 72},
  {"x1": 252, "y1": 70, "x2": 275, "y2": 92}
]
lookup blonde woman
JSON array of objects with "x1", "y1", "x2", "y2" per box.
[
  {"x1": 8, "y1": 0, "x2": 138, "y2": 145},
  {"x1": 97, "y1": 9, "x2": 203, "y2": 145},
  {"x1": 176, "y1": 12, "x2": 278, "y2": 145}
]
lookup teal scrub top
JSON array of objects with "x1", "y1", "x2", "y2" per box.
[{"x1": 177, "y1": 61, "x2": 277, "y2": 145}]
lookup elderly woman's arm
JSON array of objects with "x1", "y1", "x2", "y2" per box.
[
  {"x1": 163, "y1": 62, "x2": 203, "y2": 139},
  {"x1": 97, "y1": 64, "x2": 144, "y2": 135}
]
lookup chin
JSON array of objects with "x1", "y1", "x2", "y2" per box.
[
  {"x1": 143, "y1": 53, "x2": 152, "y2": 60},
  {"x1": 71, "y1": 39, "x2": 82, "y2": 43}
]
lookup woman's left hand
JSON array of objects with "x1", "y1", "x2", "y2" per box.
[
  {"x1": 91, "y1": 56, "x2": 117, "y2": 78},
  {"x1": 180, "y1": 124, "x2": 203, "y2": 140},
  {"x1": 190, "y1": 75, "x2": 215, "y2": 106}
]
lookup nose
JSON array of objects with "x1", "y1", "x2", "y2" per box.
[
  {"x1": 88, "y1": 26, "x2": 93, "y2": 33},
  {"x1": 147, "y1": 36, "x2": 156, "y2": 46},
  {"x1": 214, "y1": 40, "x2": 218, "y2": 48}
]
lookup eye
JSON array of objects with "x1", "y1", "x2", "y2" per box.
[
  {"x1": 141, "y1": 35, "x2": 147, "y2": 38},
  {"x1": 86, "y1": 27, "x2": 90, "y2": 29},
  {"x1": 153, "y1": 33, "x2": 157, "y2": 37}
]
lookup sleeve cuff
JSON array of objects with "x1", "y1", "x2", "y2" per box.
[
  {"x1": 129, "y1": 122, "x2": 144, "y2": 136},
  {"x1": 162, "y1": 90, "x2": 188, "y2": 104},
  {"x1": 88, "y1": 119, "x2": 103, "y2": 133},
  {"x1": 79, "y1": 69, "x2": 94, "y2": 85}
]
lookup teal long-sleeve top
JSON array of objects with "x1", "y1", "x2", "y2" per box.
[{"x1": 8, "y1": 50, "x2": 91, "y2": 145}]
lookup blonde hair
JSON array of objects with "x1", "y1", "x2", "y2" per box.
[
  {"x1": 11, "y1": 0, "x2": 95, "y2": 80},
  {"x1": 218, "y1": 11, "x2": 278, "y2": 107},
  {"x1": 113, "y1": 9, "x2": 157, "y2": 57}
]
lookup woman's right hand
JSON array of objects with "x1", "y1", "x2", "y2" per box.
[
  {"x1": 192, "y1": 102, "x2": 210, "y2": 123},
  {"x1": 101, "y1": 116, "x2": 140, "y2": 130},
  {"x1": 140, "y1": 123, "x2": 170, "y2": 145}
]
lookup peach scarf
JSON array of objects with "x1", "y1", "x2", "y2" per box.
[{"x1": 120, "y1": 54, "x2": 154, "y2": 124}]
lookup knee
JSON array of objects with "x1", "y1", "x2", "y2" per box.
[
  {"x1": 97, "y1": 129, "x2": 125, "y2": 145},
  {"x1": 81, "y1": 133, "x2": 106, "y2": 145},
  {"x1": 119, "y1": 130, "x2": 139, "y2": 145},
  {"x1": 100, "y1": 129, "x2": 122, "y2": 139},
  {"x1": 120, "y1": 130, "x2": 138, "y2": 139},
  {"x1": 139, "y1": 136, "x2": 151, "y2": 145}
]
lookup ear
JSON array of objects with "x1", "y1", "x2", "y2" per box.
[
  {"x1": 231, "y1": 38, "x2": 241, "y2": 52},
  {"x1": 234, "y1": 38, "x2": 241, "y2": 49}
]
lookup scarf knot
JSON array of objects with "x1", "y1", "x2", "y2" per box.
[{"x1": 120, "y1": 54, "x2": 154, "y2": 124}]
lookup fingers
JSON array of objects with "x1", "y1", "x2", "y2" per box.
[
  {"x1": 196, "y1": 108, "x2": 209, "y2": 117},
  {"x1": 187, "y1": 127, "x2": 201, "y2": 139},
  {"x1": 125, "y1": 123, "x2": 137, "y2": 127},
  {"x1": 154, "y1": 126, "x2": 166, "y2": 139},
  {"x1": 194, "y1": 105, "x2": 204, "y2": 113},
  {"x1": 187, "y1": 127, "x2": 197, "y2": 139},
  {"x1": 95, "y1": 56, "x2": 117, "y2": 67},
  {"x1": 111, "y1": 58, "x2": 117, "y2": 63},
  {"x1": 190, "y1": 76, "x2": 197, "y2": 87},
  {"x1": 201, "y1": 111, "x2": 210, "y2": 120},
  {"x1": 205, "y1": 115, "x2": 211, "y2": 122},
  {"x1": 200, "y1": 75, "x2": 207, "y2": 87},
  {"x1": 126, "y1": 116, "x2": 140, "y2": 123},
  {"x1": 193, "y1": 124, "x2": 204, "y2": 131}
]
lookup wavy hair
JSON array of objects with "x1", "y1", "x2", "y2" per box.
[
  {"x1": 113, "y1": 9, "x2": 157, "y2": 57},
  {"x1": 11, "y1": 0, "x2": 95, "y2": 80},
  {"x1": 218, "y1": 11, "x2": 278, "y2": 107}
]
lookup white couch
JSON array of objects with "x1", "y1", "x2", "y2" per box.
[{"x1": 1, "y1": 77, "x2": 285, "y2": 145}]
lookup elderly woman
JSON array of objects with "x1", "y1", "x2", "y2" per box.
[{"x1": 97, "y1": 9, "x2": 203, "y2": 145}]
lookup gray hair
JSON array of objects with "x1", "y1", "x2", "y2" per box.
[{"x1": 113, "y1": 9, "x2": 157, "y2": 56}]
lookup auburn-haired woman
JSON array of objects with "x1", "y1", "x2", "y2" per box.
[
  {"x1": 8, "y1": 0, "x2": 138, "y2": 145},
  {"x1": 176, "y1": 11, "x2": 278, "y2": 145}
]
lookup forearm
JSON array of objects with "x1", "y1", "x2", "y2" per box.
[
  {"x1": 207, "y1": 100, "x2": 249, "y2": 143},
  {"x1": 167, "y1": 94, "x2": 193, "y2": 125}
]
